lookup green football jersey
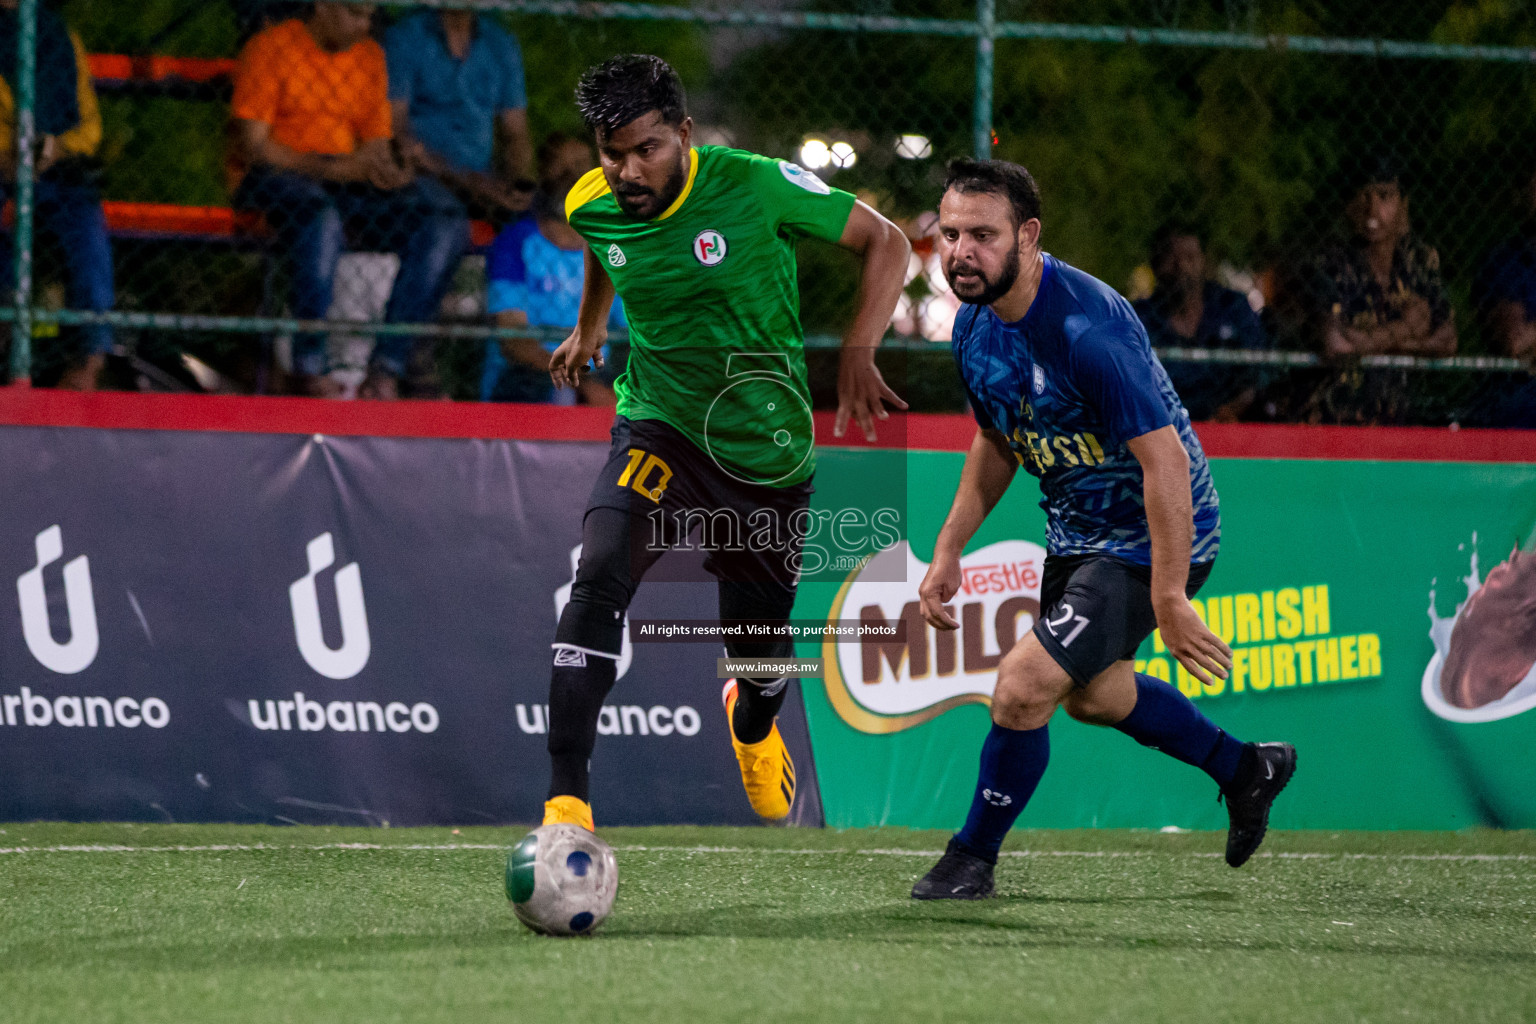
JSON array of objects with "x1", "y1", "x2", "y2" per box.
[{"x1": 565, "y1": 145, "x2": 856, "y2": 487}]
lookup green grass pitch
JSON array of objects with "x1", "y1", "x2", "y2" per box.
[{"x1": 2, "y1": 823, "x2": 1534, "y2": 1023}]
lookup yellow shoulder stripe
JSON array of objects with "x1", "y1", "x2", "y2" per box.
[
  {"x1": 655, "y1": 148, "x2": 700, "y2": 221},
  {"x1": 565, "y1": 167, "x2": 612, "y2": 221}
]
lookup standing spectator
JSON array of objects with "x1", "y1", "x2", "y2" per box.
[
  {"x1": 0, "y1": 0, "x2": 113, "y2": 390},
  {"x1": 1313, "y1": 159, "x2": 1456, "y2": 359},
  {"x1": 1303, "y1": 158, "x2": 1456, "y2": 423},
  {"x1": 230, "y1": 2, "x2": 468, "y2": 399},
  {"x1": 1475, "y1": 165, "x2": 1536, "y2": 427},
  {"x1": 384, "y1": 6, "x2": 533, "y2": 219},
  {"x1": 481, "y1": 133, "x2": 621, "y2": 405},
  {"x1": 1132, "y1": 221, "x2": 1268, "y2": 421}
]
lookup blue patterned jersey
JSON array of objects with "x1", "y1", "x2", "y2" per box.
[{"x1": 952, "y1": 254, "x2": 1221, "y2": 565}]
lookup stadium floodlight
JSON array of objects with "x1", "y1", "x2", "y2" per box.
[
  {"x1": 830, "y1": 141, "x2": 857, "y2": 169},
  {"x1": 895, "y1": 134, "x2": 933, "y2": 159},
  {"x1": 799, "y1": 138, "x2": 832, "y2": 170}
]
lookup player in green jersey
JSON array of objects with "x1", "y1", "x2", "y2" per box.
[{"x1": 540, "y1": 55, "x2": 911, "y2": 831}]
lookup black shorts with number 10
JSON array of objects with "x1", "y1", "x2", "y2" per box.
[
  {"x1": 1032, "y1": 554, "x2": 1215, "y2": 687},
  {"x1": 587, "y1": 415, "x2": 814, "y2": 592}
]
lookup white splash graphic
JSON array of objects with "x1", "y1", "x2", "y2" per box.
[{"x1": 1422, "y1": 532, "x2": 1536, "y2": 724}]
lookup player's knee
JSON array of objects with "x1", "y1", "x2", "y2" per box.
[
  {"x1": 991, "y1": 671, "x2": 1062, "y2": 728},
  {"x1": 555, "y1": 598, "x2": 625, "y2": 660},
  {"x1": 1061, "y1": 688, "x2": 1119, "y2": 726}
]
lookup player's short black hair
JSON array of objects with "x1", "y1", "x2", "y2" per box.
[
  {"x1": 1150, "y1": 219, "x2": 1204, "y2": 261},
  {"x1": 575, "y1": 54, "x2": 688, "y2": 138},
  {"x1": 943, "y1": 158, "x2": 1042, "y2": 229}
]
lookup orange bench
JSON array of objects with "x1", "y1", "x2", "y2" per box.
[
  {"x1": 95, "y1": 201, "x2": 497, "y2": 248},
  {"x1": 87, "y1": 54, "x2": 238, "y2": 87}
]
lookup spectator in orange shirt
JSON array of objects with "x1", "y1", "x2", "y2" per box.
[{"x1": 230, "y1": 2, "x2": 468, "y2": 398}]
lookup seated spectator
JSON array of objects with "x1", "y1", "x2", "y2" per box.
[
  {"x1": 1474, "y1": 166, "x2": 1536, "y2": 427},
  {"x1": 1301, "y1": 158, "x2": 1456, "y2": 424},
  {"x1": 385, "y1": 7, "x2": 533, "y2": 222},
  {"x1": 1132, "y1": 221, "x2": 1268, "y2": 421},
  {"x1": 0, "y1": 0, "x2": 113, "y2": 390},
  {"x1": 482, "y1": 133, "x2": 622, "y2": 405},
  {"x1": 230, "y1": 2, "x2": 468, "y2": 399}
]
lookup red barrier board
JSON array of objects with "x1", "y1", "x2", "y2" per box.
[{"x1": 1, "y1": 389, "x2": 1533, "y2": 462}]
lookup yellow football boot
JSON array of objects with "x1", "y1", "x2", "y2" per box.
[
  {"x1": 722, "y1": 679, "x2": 795, "y2": 820},
  {"x1": 542, "y1": 795, "x2": 595, "y2": 832}
]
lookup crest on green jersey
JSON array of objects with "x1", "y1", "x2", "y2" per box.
[
  {"x1": 607, "y1": 244, "x2": 626, "y2": 268},
  {"x1": 694, "y1": 230, "x2": 728, "y2": 267}
]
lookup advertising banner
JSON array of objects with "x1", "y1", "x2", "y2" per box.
[
  {"x1": 5, "y1": 403, "x2": 1533, "y2": 833},
  {"x1": 797, "y1": 449, "x2": 1536, "y2": 831},
  {"x1": 0, "y1": 426, "x2": 823, "y2": 827}
]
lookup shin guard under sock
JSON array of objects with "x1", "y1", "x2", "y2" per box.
[
  {"x1": 953, "y1": 722, "x2": 1050, "y2": 863},
  {"x1": 1113, "y1": 672, "x2": 1246, "y2": 788},
  {"x1": 546, "y1": 654, "x2": 618, "y2": 802}
]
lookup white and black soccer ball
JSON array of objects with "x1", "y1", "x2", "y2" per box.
[{"x1": 505, "y1": 824, "x2": 618, "y2": 936}]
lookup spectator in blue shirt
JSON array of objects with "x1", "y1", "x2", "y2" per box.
[
  {"x1": 483, "y1": 133, "x2": 623, "y2": 405},
  {"x1": 385, "y1": 8, "x2": 533, "y2": 220},
  {"x1": 1475, "y1": 166, "x2": 1536, "y2": 427},
  {"x1": 1132, "y1": 222, "x2": 1269, "y2": 421}
]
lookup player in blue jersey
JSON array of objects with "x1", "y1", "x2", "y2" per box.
[{"x1": 911, "y1": 160, "x2": 1296, "y2": 900}]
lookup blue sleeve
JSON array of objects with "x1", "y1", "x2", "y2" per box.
[
  {"x1": 383, "y1": 19, "x2": 419, "y2": 104},
  {"x1": 1229, "y1": 293, "x2": 1269, "y2": 350},
  {"x1": 965, "y1": 384, "x2": 995, "y2": 431},
  {"x1": 950, "y1": 307, "x2": 994, "y2": 431},
  {"x1": 495, "y1": 26, "x2": 528, "y2": 111},
  {"x1": 486, "y1": 218, "x2": 534, "y2": 314},
  {"x1": 488, "y1": 218, "x2": 532, "y2": 285},
  {"x1": 1070, "y1": 323, "x2": 1174, "y2": 447},
  {"x1": 1130, "y1": 298, "x2": 1168, "y2": 346}
]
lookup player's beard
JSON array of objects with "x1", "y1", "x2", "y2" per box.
[
  {"x1": 613, "y1": 158, "x2": 689, "y2": 220},
  {"x1": 946, "y1": 246, "x2": 1021, "y2": 307}
]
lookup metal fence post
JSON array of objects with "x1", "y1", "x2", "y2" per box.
[
  {"x1": 8, "y1": 0, "x2": 35, "y2": 384},
  {"x1": 973, "y1": 0, "x2": 995, "y2": 160}
]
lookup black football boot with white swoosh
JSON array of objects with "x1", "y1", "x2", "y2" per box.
[
  {"x1": 1221, "y1": 742, "x2": 1297, "y2": 867},
  {"x1": 911, "y1": 838, "x2": 996, "y2": 900}
]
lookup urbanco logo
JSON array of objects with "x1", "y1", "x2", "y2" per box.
[
  {"x1": 16, "y1": 525, "x2": 99, "y2": 674},
  {"x1": 822, "y1": 539, "x2": 1045, "y2": 733},
  {"x1": 289, "y1": 533, "x2": 370, "y2": 680}
]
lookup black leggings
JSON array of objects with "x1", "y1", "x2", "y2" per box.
[{"x1": 546, "y1": 508, "x2": 798, "y2": 801}]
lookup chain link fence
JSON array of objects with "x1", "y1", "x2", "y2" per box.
[{"x1": 1, "y1": 0, "x2": 1534, "y2": 424}]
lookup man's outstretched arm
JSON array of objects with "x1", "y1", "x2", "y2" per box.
[
  {"x1": 834, "y1": 201, "x2": 912, "y2": 441},
  {"x1": 1126, "y1": 425, "x2": 1232, "y2": 685}
]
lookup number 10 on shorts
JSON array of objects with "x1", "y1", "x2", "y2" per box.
[
  {"x1": 617, "y1": 448, "x2": 673, "y2": 503},
  {"x1": 1045, "y1": 602, "x2": 1091, "y2": 647}
]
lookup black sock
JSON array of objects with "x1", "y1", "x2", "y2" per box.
[
  {"x1": 732, "y1": 676, "x2": 789, "y2": 744},
  {"x1": 546, "y1": 654, "x2": 618, "y2": 802}
]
